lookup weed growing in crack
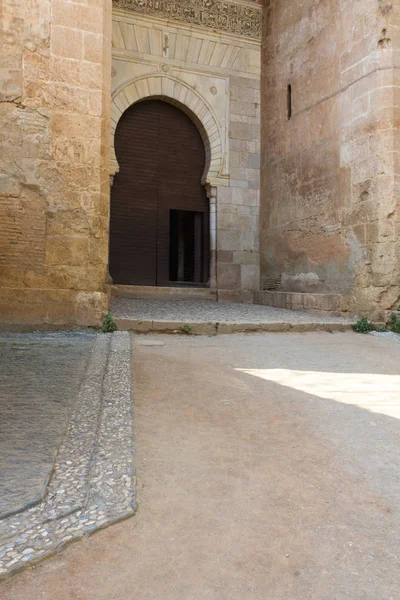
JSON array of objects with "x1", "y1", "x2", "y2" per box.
[
  {"x1": 391, "y1": 312, "x2": 400, "y2": 334},
  {"x1": 353, "y1": 317, "x2": 374, "y2": 334},
  {"x1": 101, "y1": 312, "x2": 118, "y2": 333},
  {"x1": 352, "y1": 317, "x2": 387, "y2": 334}
]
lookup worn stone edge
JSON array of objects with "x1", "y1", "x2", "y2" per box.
[
  {"x1": 0, "y1": 333, "x2": 97, "y2": 521},
  {"x1": 0, "y1": 332, "x2": 136, "y2": 579},
  {"x1": 0, "y1": 335, "x2": 109, "y2": 542},
  {"x1": 114, "y1": 318, "x2": 353, "y2": 334}
]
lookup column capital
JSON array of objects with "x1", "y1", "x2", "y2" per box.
[{"x1": 205, "y1": 184, "x2": 217, "y2": 202}]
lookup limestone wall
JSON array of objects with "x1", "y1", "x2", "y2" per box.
[
  {"x1": 0, "y1": 0, "x2": 112, "y2": 326},
  {"x1": 111, "y1": 1, "x2": 261, "y2": 302},
  {"x1": 260, "y1": 0, "x2": 400, "y2": 319}
]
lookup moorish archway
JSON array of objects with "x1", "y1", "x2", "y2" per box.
[
  {"x1": 110, "y1": 74, "x2": 225, "y2": 185},
  {"x1": 109, "y1": 99, "x2": 210, "y2": 287}
]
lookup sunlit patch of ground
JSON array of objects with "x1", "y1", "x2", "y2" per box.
[{"x1": 237, "y1": 368, "x2": 400, "y2": 419}]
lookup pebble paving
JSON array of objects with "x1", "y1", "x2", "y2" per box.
[
  {"x1": 0, "y1": 331, "x2": 95, "y2": 519},
  {"x1": 0, "y1": 332, "x2": 136, "y2": 578},
  {"x1": 371, "y1": 331, "x2": 400, "y2": 345},
  {"x1": 112, "y1": 298, "x2": 352, "y2": 325}
]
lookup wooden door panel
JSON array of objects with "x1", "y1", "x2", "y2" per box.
[
  {"x1": 157, "y1": 102, "x2": 209, "y2": 285},
  {"x1": 110, "y1": 102, "x2": 159, "y2": 285},
  {"x1": 110, "y1": 100, "x2": 209, "y2": 287}
]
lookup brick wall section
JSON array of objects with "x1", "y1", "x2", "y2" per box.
[
  {"x1": 0, "y1": 0, "x2": 112, "y2": 326},
  {"x1": 260, "y1": 0, "x2": 400, "y2": 319}
]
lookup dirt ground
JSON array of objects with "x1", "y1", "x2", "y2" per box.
[{"x1": 2, "y1": 331, "x2": 400, "y2": 600}]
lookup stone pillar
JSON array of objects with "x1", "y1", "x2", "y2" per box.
[
  {"x1": 206, "y1": 185, "x2": 218, "y2": 291},
  {"x1": 0, "y1": 0, "x2": 113, "y2": 327},
  {"x1": 106, "y1": 174, "x2": 115, "y2": 285}
]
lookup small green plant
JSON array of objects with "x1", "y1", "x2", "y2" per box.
[
  {"x1": 352, "y1": 317, "x2": 374, "y2": 334},
  {"x1": 181, "y1": 323, "x2": 192, "y2": 334},
  {"x1": 391, "y1": 312, "x2": 400, "y2": 334},
  {"x1": 353, "y1": 317, "x2": 388, "y2": 334},
  {"x1": 101, "y1": 312, "x2": 117, "y2": 333}
]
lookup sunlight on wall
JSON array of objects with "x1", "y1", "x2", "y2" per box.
[{"x1": 236, "y1": 369, "x2": 400, "y2": 419}]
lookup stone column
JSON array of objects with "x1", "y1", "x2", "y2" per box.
[
  {"x1": 206, "y1": 185, "x2": 218, "y2": 291},
  {"x1": 106, "y1": 174, "x2": 115, "y2": 285}
]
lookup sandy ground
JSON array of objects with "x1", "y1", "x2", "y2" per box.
[{"x1": 2, "y1": 331, "x2": 400, "y2": 600}]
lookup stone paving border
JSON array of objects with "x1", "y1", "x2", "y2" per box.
[
  {"x1": 114, "y1": 318, "x2": 353, "y2": 335},
  {"x1": 0, "y1": 332, "x2": 136, "y2": 578},
  {"x1": 111, "y1": 298, "x2": 353, "y2": 334},
  {"x1": 0, "y1": 331, "x2": 95, "y2": 520},
  {"x1": 370, "y1": 331, "x2": 400, "y2": 345}
]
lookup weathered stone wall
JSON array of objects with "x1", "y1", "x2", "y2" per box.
[
  {"x1": 259, "y1": 0, "x2": 400, "y2": 319},
  {"x1": 111, "y1": 1, "x2": 261, "y2": 302},
  {"x1": 0, "y1": 0, "x2": 112, "y2": 326},
  {"x1": 217, "y1": 73, "x2": 260, "y2": 300}
]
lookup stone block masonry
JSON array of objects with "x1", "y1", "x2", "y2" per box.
[
  {"x1": 111, "y1": 2, "x2": 261, "y2": 303},
  {"x1": 0, "y1": 0, "x2": 112, "y2": 326},
  {"x1": 260, "y1": 0, "x2": 400, "y2": 321},
  {"x1": 1, "y1": 0, "x2": 261, "y2": 326},
  {"x1": 218, "y1": 74, "x2": 261, "y2": 301}
]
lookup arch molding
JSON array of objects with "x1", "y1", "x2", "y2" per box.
[{"x1": 110, "y1": 74, "x2": 225, "y2": 186}]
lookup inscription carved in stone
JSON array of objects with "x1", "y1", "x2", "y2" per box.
[{"x1": 112, "y1": 0, "x2": 261, "y2": 40}]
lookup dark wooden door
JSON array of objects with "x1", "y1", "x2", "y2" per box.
[
  {"x1": 110, "y1": 100, "x2": 209, "y2": 286},
  {"x1": 110, "y1": 101, "x2": 159, "y2": 286}
]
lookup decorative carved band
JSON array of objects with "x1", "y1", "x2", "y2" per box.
[{"x1": 112, "y1": 0, "x2": 261, "y2": 40}]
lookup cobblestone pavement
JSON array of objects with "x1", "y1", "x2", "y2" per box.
[
  {"x1": 112, "y1": 298, "x2": 352, "y2": 325},
  {"x1": 371, "y1": 331, "x2": 400, "y2": 345},
  {"x1": 0, "y1": 332, "x2": 95, "y2": 519},
  {"x1": 0, "y1": 332, "x2": 136, "y2": 578}
]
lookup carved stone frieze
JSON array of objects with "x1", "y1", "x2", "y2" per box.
[{"x1": 112, "y1": 0, "x2": 261, "y2": 40}]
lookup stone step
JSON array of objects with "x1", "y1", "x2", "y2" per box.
[
  {"x1": 111, "y1": 285, "x2": 217, "y2": 302},
  {"x1": 111, "y1": 297, "x2": 353, "y2": 335},
  {"x1": 114, "y1": 318, "x2": 353, "y2": 335}
]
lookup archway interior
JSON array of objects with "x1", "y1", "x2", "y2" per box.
[{"x1": 110, "y1": 99, "x2": 210, "y2": 287}]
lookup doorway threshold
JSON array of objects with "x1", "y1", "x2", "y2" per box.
[{"x1": 111, "y1": 285, "x2": 217, "y2": 302}]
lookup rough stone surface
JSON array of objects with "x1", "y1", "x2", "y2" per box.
[
  {"x1": 0, "y1": 331, "x2": 136, "y2": 578},
  {"x1": 3, "y1": 331, "x2": 400, "y2": 599},
  {"x1": 0, "y1": 331, "x2": 95, "y2": 519},
  {"x1": 261, "y1": 0, "x2": 400, "y2": 321},
  {"x1": 255, "y1": 290, "x2": 351, "y2": 316},
  {"x1": 3, "y1": 0, "x2": 400, "y2": 326},
  {"x1": 0, "y1": 0, "x2": 112, "y2": 326}
]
